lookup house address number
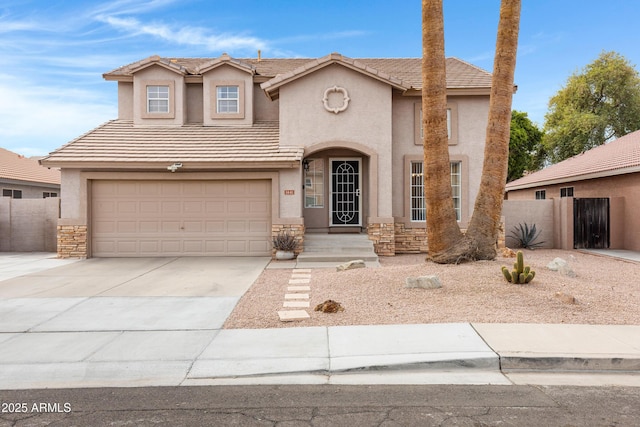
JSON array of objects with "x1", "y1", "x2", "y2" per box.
[{"x1": 284, "y1": 190, "x2": 295, "y2": 195}]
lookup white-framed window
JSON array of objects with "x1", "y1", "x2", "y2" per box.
[
  {"x1": 415, "y1": 103, "x2": 458, "y2": 145},
  {"x1": 410, "y1": 161, "x2": 461, "y2": 222},
  {"x1": 216, "y1": 85, "x2": 239, "y2": 114},
  {"x1": 146, "y1": 85, "x2": 169, "y2": 113},
  {"x1": 535, "y1": 190, "x2": 546, "y2": 200},
  {"x1": 304, "y1": 159, "x2": 324, "y2": 208},
  {"x1": 43, "y1": 192, "x2": 58, "y2": 198}
]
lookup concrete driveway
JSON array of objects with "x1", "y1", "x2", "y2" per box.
[
  {"x1": 0, "y1": 255, "x2": 270, "y2": 334},
  {"x1": 0, "y1": 255, "x2": 269, "y2": 298}
]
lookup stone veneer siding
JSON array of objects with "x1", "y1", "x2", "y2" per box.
[
  {"x1": 272, "y1": 224, "x2": 305, "y2": 258},
  {"x1": 57, "y1": 225, "x2": 87, "y2": 258},
  {"x1": 392, "y1": 223, "x2": 505, "y2": 255},
  {"x1": 367, "y1": 223, "x2": 395, "y2": 256}
]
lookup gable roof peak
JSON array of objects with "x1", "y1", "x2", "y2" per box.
[{"x1": 195, "y1": 53, "x2": 255, "y2": 75}]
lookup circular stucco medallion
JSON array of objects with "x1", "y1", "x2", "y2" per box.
[{"x1": 323, "y1": 85, "x2": 350, "y2": 114}]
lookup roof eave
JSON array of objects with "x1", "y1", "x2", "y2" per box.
[
  {"x1": 39, "y1": 160, "x2": 302, "y2": 170},
  {"x1": 505, "y1": 165, "x2": 640, "y2": 191}
]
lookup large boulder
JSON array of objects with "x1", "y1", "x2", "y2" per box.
[{"x1": 405, "y1": 275, "x2": 442, "y2": 289}]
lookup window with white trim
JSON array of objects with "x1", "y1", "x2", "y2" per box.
[
  {"x1": 304, "y1": 159, "x2": 324, "y2": 208},
  {"x1": 535, "y1": 190, "x2": 546, "y2": 200},
  {"x1": 410, "y1": 161, "x2": 461, "y2": 222},
  {"x1": 216, "y1": 85, "x2": 239, "y2": 114},
  {"x1": 146, "y1": 85, "x2": 169, "y2": 113},
  {"x1": 43, "y1": 192, "x2": 58, "y2": 198},
  {"x1": 415, "y1": 103, "x2": 458, "y2": 145}
]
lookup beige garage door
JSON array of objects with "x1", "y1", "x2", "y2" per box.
[{"x1": 91, "y1": 180, "x2": 271, "y2": 257}]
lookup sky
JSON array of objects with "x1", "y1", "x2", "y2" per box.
[{"x1": 1, "y1": 0, "x2": 640, "y2": 157}]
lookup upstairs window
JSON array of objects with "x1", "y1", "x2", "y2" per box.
[
  {"x1": 146, "y1": 85, "x2": 169, "y2": 113},
  {"x1": 211, "y1": 81, "x2": 245, "y2": 119},
  {"x1": 216, "y1": 86, "x2": 239, "y2": 114},
  {"x1": 415, "y1": 103, "x2": 458, "y2": 145}
]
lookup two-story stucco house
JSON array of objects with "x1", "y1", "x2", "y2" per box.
[{"x1": 41, "y1": 52, "x2": 492, "y2": 258}]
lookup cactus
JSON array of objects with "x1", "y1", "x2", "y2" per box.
[{"x1": 501, "y1": 250, "x2": 535, "y2": 284}]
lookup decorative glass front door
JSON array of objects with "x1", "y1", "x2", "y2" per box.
[{"x1": 330, "y1": 159, "x2": 361, "y2": 226}]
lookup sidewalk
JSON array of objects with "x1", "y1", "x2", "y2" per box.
[{"x1": 0, "y1": 253, "x2": 639, "y2": 389}]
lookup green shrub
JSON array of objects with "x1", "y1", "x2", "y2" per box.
[{"x1": 509, "y1": 223, "x2": 544, "y2": 249}]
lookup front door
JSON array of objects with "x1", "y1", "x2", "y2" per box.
[{"x1": 330, "y1": 158, "x2": 361, "y2": 226}]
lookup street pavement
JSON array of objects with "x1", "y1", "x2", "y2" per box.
[{"x1": 0, "y1": 252, "x2": 639, "y2": 390}]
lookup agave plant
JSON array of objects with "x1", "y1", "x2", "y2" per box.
[{"x1": 509, "y1": 223, "x2": 544, "y2": 250}]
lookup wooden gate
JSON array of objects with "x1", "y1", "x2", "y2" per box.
[{"x1": 573, "y1": 198, "x2": 609, "y2": 249}]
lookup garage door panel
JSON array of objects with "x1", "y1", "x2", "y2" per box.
[{"x1": 92, "y1": 180, "x2": 271, "y2": 257}]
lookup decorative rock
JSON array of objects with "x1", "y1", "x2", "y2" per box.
[
  {"x1": 546, "y1": 257, "x2": 577, "y2": 277},
  {"x1": 314, "y1": 300, "x2": 345, "y2": 313},
  {"x1": 336, "y1": 260, "x2": 366, "y2": 271},
  {"x1": 502, "y1": 247, "x2": 517, "y2": 258},
  {"x1": 405, "y1": 275, "x2": 442, "y2": 289},
  {"x1": 555, "y1": 292, "x2": 577, "y2": 304}
]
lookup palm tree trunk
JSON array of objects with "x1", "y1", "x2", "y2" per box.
[
  {"x1": 427, "y1": 0, "x2": 521, "y2": 263},
  {"x1": 422, "y1": 0, "x2": 463, "y2": 258}
]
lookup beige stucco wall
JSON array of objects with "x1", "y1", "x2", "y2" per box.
[
  {"x1": 391, "y1": 94, "x2": 489, "y2": 229},
  {"x1": 0, "y1": 180, "x2": 60, "y2": 199},
  {"x1": 132, "y1": 65, "x2": 186, "y2": 126},
  {"x1": 502, "y1": 200, "x2": 554, "y2": 249},
  {"x1": 117, "y1": 82, "x2": 133, "y2": 120},
  {"x1": 202, "y1": 65, "x2": 253, "y2": 126},
  {"x1": 186, "y1": 83, "x2": 203, "y2": 123},
  {"x1": 278, "y1": 64, "x2": 394, "y2": 220},
  {"x1": 254, "y1": 84, "x2": 278, "y2": 121},
  {"x1": 506, "y1": 172, "x2": 640, "y2": 251},
  {"x1": 0, "y1": 197, "x2": 59, "y2": 251}
]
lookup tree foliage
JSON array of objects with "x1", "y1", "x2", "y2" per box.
[
  {"x1": 543, "y1": 51, "x2": 640, "y2": 163},
  {"x1": 508, "y1": 110, "x2": 543, "y2": 181}
]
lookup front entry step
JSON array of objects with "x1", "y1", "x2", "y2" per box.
[{"x1": 296, "y1": 234, "x2": 379, "y2": 267}]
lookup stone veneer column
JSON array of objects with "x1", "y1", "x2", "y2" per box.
[
  {"x1": 394, "y1": 223, "x2": 428, "y2": 254},
  {"x1": 271, "y1": 224, "x2": 305, "y2": 258},
  {"x1": 57, "y1": 225, "x2": 87, "y2": 258},
  {"x1": 367, "y1": 222, "x2": 395, "y2": 256}
]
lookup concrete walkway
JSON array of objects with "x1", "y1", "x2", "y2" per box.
[{"x1": 0, "y1": 253, "x2": 639, "y2": 389}]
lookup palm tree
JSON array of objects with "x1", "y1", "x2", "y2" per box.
[
  {"x1": 421, "y1": 0, "x2": 463, "y2": 258},
  {"x1": 423, "y1": 0, "x2": 521, "y2": 263}
]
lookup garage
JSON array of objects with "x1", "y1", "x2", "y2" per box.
[{"x1": 91, "y1": 180, "x2": 271, "y2": 257}]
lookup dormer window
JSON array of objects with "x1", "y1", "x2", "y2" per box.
[
  {"x1": 216, "y1": 86, "x2": 239, "y2": 113},
  {"x1": 147, "y1": 85, "x2": 169, "y2": 113},
  {"x1": 211, "y1": 81, "x2": 245, "y2": 119},
  {"x1": 141, "y1": 80, "x2": 175, "y2": 119}
]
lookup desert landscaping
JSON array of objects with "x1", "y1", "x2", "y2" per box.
[{"x1": 224, "y1": 249, "x2": 640, "y2": 329}]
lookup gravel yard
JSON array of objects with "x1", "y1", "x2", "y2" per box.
[{"x1": 223, "y1": 249, "x2": 640, "y2": 329}]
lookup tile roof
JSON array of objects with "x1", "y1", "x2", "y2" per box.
[
  {"x1": 41, "y1": 121, "x2": 303, "y2": 167},
  {"x1": 0, "y1": 147, "x2": 60, "y2": 185},
  {"x1": 104, "y1": 54, "x2": 493, "y2": 90},
  {"x1": 506, "y1": 129, "x2": 640, "y2": 191}
]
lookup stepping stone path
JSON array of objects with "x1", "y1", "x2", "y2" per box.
[{"x1": 278, "y1": 269, "x2": 311, "y2": 322}]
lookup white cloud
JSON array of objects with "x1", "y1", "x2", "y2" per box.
[
  {"x1": 0, "y1": 76, "x2": 115, "y2": 155},
  {"x1": 98, "y1": 15, "x2": 268, "y2": 52}
]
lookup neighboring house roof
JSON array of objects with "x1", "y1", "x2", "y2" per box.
[
  {"x1": 506, "y1": 129, "x2": 640, "y2": 191},
  {"x1": 103, "y1": 53, "x2": 493, "y2": 92},
  {"x1": 0, "y1": 147, "x2": 60, "y2": 185},
  {"x1": 41, "y1": 121, "x2": 303, "y2": 168}
]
